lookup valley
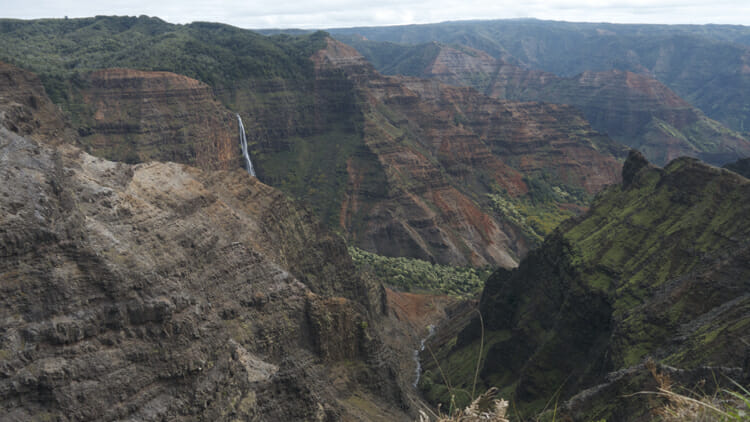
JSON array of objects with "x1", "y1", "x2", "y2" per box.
[{"x1": 0, "y1": 15, "x2": 748, "y2": 422}]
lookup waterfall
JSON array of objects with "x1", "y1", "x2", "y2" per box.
[
  {"x1": 236, "y1": 114, "x2": 256, "y2": 177},
  {"x1": 413, "y1": 324, "x2": 436, "y2": 387}
]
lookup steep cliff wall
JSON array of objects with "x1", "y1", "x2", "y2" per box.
[
  {"x1": 74, "y1": 68, "x2": 240, "y2": 170},
  {"x1": 310, "y1": 39, "x2": 624, "y2": 267},
  {"x1": 0, "y1": 61, "x2": 73, "y2": 144},
  {"x1": 0, "y1": 68, "x2": 412, "y2": 421}
]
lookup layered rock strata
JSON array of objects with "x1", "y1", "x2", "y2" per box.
[
  {"x1": 76, "y1": 68, "x2": 239, "y2": 170},
  {"x1": 0, "y1": 68, "x2": 412, "y2": 421}
]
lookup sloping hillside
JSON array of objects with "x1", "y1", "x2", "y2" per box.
[{"x1": 420, "y1": 151, "x2": 750, "y2": 420}]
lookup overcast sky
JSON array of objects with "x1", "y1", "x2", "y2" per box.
[{"x1": 3, "y1": 0, "x2": 749, "y2": 29}]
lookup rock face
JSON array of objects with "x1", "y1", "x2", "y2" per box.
[
  {"x1": 75, "y1": 68, "x2": 240, "y2": 170},
  {"x1": 489, "y1": 67, "x2": 750, "y2": 166},
  {"x1": 421, "y1": 151, "x2": 750, "y2": 420},
  {"x1": 302, "y1": 39, "x2": 623, "y2": 267},
  {"x1": 0, "y1": 68, "x2": 412, "y2": 421}
]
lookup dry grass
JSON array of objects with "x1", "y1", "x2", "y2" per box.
[
  {"x1": 645, "y1": 360, "x2": 750, "y2": 421},
  {"x1": 418, "y1": 387, "x2": 509, "y2": 422}
]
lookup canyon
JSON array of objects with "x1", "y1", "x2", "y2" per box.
[
  {"x1": 0, "y1": 17, "x2": 627, "y2": 267},
  {"x1": 0, "y1": 57, "x2": 423, "y2": 421},
  {"x1": 1, "y1": 16, "x2": 749, "y2": 422}
]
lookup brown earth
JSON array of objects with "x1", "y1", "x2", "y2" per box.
[{"x1": 0, "y1": 61, "x2": 74, "y2": 144}]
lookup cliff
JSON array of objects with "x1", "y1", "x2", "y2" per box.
[
  {"x1": 420, "y1": 151, "x2": 750, "y2": 420},
  {"x1": 305, "y1": 39, "x2": 624, "y2": 267},
  {"x1": 73, "y1": 68, "x2": 240, "y2": 170},
  {"x1": 0, "y1": 61, "x2": 73, "y2": 144},
  {"x1": 0, "y1": 66, "x2": 413, "y2": 421}
]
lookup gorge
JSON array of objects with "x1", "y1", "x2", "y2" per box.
[{"x1": 0, "y1": 15, "x2": 748, "y2": 422}]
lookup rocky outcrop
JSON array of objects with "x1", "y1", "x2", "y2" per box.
[
  {"x1": 0, "y1": 73, "x2": 411, "y2": 421},
  {"x1": 421, "y1": 152, "x2": 750, "y2": 420},
  {"x1": 76, "y1": 68, "x2": 239, "y2": 170}
]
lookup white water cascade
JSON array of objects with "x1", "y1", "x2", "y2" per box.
[
  {"x1": 236, "y1": 114, "x2": 256, "y2": 177},
  {"x1": 413, "y1": 325, "x2": 436, "y2": 387}
]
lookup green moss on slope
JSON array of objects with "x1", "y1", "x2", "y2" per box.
[{"x1": 425, "y1": 151, "x2": 750, "y2": 419}]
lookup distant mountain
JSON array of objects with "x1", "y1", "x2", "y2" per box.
[
  {"x1": 352, "y1": 42, "x2": 750, "y2": 166},
  {"x1": 330, "y1": 19, "x2": 750, "y2": 134},
  {"x1": 421, "y1": 150, "x2": 750, "y2": 420},
  {"x1": 0, "y1": 17, "x2": 626, "y2": 267}
]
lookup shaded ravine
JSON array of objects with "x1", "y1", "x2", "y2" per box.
[{"x1": 237, "y1": 114, "x2": 256, "y2": 177}]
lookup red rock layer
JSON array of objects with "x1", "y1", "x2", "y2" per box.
[
  {"x1": 316, "y1": 39, "x2": 622, "y2": 267},
  {"x1": 422, "y1": 45, "x2": 750, "y2": 165}
]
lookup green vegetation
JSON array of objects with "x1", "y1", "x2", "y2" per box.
[
  {"x1": 565, "y1": 158, "x2": 750, "y2": 314},
  {"x1": 423, "y1": 153, "x2": 750, "y2": 420},
  {"x1": 258, "y1": 127, "x2": 367, "y2": 229},
  {"x1": 348, "y1": 246, "x2": 491, "y2": 297},
  {"x1": 0, "y1": 16, "x2": 327, "y2": 102},
  {"x1": 487, "y1": 176, "x2": 591, "y2": 244}
]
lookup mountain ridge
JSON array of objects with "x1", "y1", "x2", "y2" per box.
[
  {"x1": 339, "y1": 40, "x2": 750, "y2": 166},
  {"x1": 330, "y1": 19, "x2": 750, "y2": 134}
]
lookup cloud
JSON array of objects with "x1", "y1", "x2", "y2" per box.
[{"x1": 2, "y1": 0, "x2": 749, "y2": 28}]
